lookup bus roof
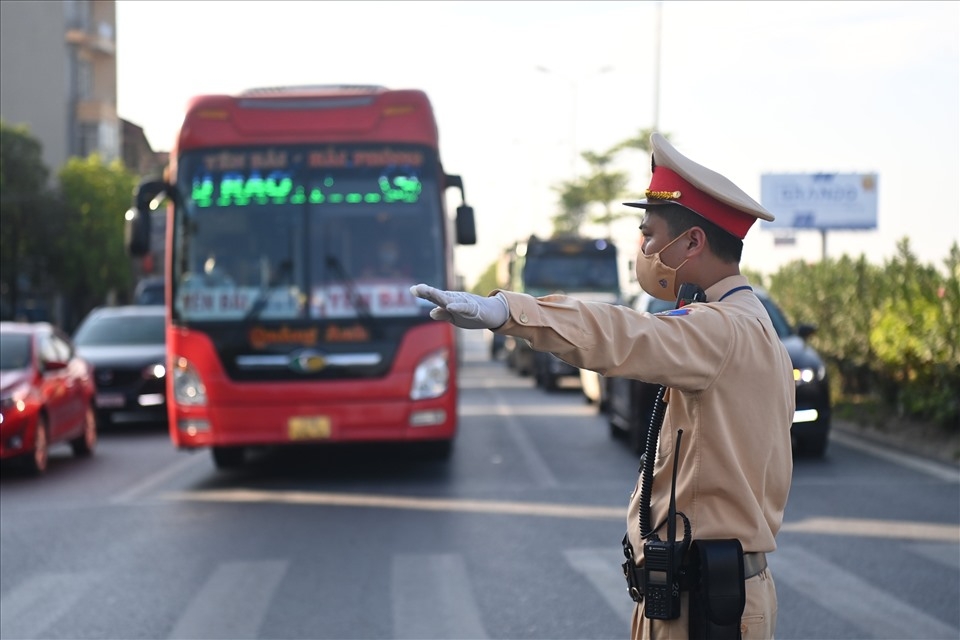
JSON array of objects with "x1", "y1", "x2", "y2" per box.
[{"x1": 173, "y1": 86, "x2": 439, "y2": 153}]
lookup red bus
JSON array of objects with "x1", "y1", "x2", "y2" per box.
[{"x1": 124, "y1": 85, "x2": 475, "y2": 469}]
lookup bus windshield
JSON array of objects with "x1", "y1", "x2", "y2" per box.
[
  {"x1": 522, "y1": 255, "x2": 619, "y2": 293},
  {"x1": 172, "y1": 144, "x2": 443, "y2": 322}
]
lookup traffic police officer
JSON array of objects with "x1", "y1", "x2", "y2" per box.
[{"x1": 412, "y1": 133, "x2": 794, "y2": 639}]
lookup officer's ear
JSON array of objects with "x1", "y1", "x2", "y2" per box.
[{"x1": 685, "y1": 227, "x2": 707, "y2": 258}]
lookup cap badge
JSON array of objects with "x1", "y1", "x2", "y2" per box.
[{"x1": 645, "y1": 189, "x2": 682, "y2": 200}]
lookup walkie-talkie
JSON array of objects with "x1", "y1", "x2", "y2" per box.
[
  {"x1": 642, "y1": 429, "x2": 690, "y2": 619},
  {"x1": 676, "y1": 282, "x2": 707, "y2": 308}
]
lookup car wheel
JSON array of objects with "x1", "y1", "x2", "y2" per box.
[
  {"x1": 597, "y1": 395, "x2": 610, "y2": 414},
  {"x1": 24, "y1": 414, "x2": 50, "y2": 475},
  {"x1": 541, "y1": 372, "x2": 558, "y2": 391},
  {"x1": 211, "y1": 446, "x2": 246, "y2": 469},
  {"x1": 799, "y1": 433, "x2": 829, "y2": 458},
  {"x1": 71, "y1": 405, "x2": 98, "y2": 457},
  {"x1": 517, "y1": 355, "x2": 532, "y2": 377},
  {"x1": 608, "y1": 419, "x2": 623, "y2": 441},
  {"x1": 417, "y1": 439, "x2": 453, "y2": 460},
  {"x1": 96, "y1": 411, "x2": 112, "y2": 429}
]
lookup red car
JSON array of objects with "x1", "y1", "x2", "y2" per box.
[{"x1": 0, "y1": 321, "x2": 98, "y2": 474}]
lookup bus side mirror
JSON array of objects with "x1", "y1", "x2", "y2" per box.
[
  {"x1": 444, "y1": 174, "x2": 476, "y2": 245},
  {"x1": 124, "y1": 206, "x2": 151, "y2": 257},
  {"x1": 456, "y1": 204, "x2": 476, "y2": 245},
  {"x1": 125, "y1": 180, "x2": 172, "y2": 257}
]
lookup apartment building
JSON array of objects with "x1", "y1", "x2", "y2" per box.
[{"x1": 1, "y1": 0, "x2": 120, "y2": 178}]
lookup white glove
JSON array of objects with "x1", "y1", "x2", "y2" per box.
[{"x1": 410, "y1": 284, "x2": 509, "y2": 330}]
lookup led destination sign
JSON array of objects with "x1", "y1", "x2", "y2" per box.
[
  {"x1": 191, "y1": 173, "x2": 422, "y2": 208},
  {"x1": 189, "y1": 145, "x2": 426, "y2": 209}
]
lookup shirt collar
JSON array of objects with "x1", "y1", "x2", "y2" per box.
[{"x1": 704, "y1": 275, "x2": 752, "y2": 303}]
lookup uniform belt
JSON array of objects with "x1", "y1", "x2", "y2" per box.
[
  {"x1": 622, "y1": 552, "x2": 767, "y2": 603},
  {"x1": 742, "y1": 551, "x2": 767, "y2": 579}
]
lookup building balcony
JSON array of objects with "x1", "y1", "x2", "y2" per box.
[
  {"x1": 76, "y1": 98, "x2": 117, "y2": 123},
  {"x1": 65, "y1": 25, "x2": 115, "y2": 56}
]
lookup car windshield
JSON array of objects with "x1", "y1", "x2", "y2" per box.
[
  {"x1": 136, "y1": 282, "x2": 164, "y2": 305},
  {"x1": 757, "y1": 296, "x2": 793, "y2": 339},
  {"x1": 74, "y1": 314, "x2": 165, "y2": 346},
  {"x1": 0, "y1": 333, "x2": 31, "y2": 370}
]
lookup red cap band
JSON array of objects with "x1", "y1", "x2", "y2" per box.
[{"x1": 647, "y1": 167, "x2": 756, "y2": 239}]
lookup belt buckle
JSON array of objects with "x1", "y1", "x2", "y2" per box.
[{"x1": 622, "y1": 560, "x2": 644, "y2": 603}]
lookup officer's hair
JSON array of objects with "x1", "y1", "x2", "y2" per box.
[{"x1": 655, "y1": 205, "x2": 743, "y2": 263}]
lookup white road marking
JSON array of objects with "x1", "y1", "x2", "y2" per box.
[
  {"x1": 166, "y1": 489, "x2": 959, "y2": 544},
  {"x1": 831, "y1": 430, "x2": 960, "y2": 482},
  {"x1": 782, "y1": 516, "x2": 958, "y2": 542},
  {"x1": 168, "y1": 560, "x2": 287, "y2": 639},
  {"x1": 0, "y1": 572, "x2": 97, "y2": 639},
  {"x1": 772, "y1": 546, "x2": 959, "y2": 639},
  {"x1": 564, "y1": 548, "x2": 636, "y2": 625},
  {"x1": 110, "y1": 451, "x2": 210, "y2": 504},
  {"x1": 392, "y1": 553, "x2": 488, "y2": 639},
  {"x1": 482, "y1": 382, "x2": 560, "y2": 488}
]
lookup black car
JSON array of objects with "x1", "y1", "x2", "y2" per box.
[
  {"x1": 606, "y1": 289, "x2": 832, "y2": 457},
  {"x1": 72, "y1": 306, "x2": 167, "y2": 426},
  {"x1": 133, "y1": 276, "x2": 165, "y2": 305}
]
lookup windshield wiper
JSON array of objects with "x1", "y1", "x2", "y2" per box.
[{"x1": 324, "y1": 254, "x2": 378, "y2": 335}]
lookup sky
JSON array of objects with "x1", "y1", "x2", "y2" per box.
[{"x1": 115, "y1": 1, "x2": 960, "y2": 291}]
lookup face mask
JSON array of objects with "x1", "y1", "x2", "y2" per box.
[{"x1": 635, "y1": 232, "x2": 689, "y2": 302}]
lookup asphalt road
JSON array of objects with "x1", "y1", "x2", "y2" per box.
[{"x1": 1, "y1": 329, "x2": 958, "y2": 639}]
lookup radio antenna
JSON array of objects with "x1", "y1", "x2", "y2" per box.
[{"x1": 667, "y1": 429, "x2": 683, "y2": 545}]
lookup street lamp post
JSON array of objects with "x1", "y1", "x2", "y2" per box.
[{"x1": 536, "y1": 65, "x2": 614, "y2": 177}]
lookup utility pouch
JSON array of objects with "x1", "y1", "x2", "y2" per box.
[{"x1": 688, "y1": 539, "x2": 746, "y2": 640}]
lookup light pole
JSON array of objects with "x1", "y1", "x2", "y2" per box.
[
  {"x1": 652, "y1": 1, "x2": 662, "y2": 132},
  {"x1": 536, "y1": 65, "x2": 614, "y2": 177}
]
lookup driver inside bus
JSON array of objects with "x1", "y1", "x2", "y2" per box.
[
  {"x1": 182, "y1": 253, "x2": 236, "y2": 288},
  {"x1": 362, "y1": 239, "x2": 411, "y2": 279}
]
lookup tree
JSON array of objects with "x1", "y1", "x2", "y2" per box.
[
  {"x1": 581, "y1": 149, "x2": 630, "y2": 237},
  {"x1": 57, "y1": 154, "x2": 138, "y2": 322},
  {"x1": 549, "y1": 129, "x2": 670, "y2": 239},
  {"x1": 470, "y1": 259, "x2": 500, "y2": 295},
  {"x1": 550, "y1": 178, "x2": 591, "y2": 237},
  {"x1": 0, "y1": 121, "x2": 56, "y2": 319},
  {"x1": 611, "y1": 126, "x2": 662, "y2": 156}
]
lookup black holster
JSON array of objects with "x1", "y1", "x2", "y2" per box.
[{"x1": 688, "y1": 539, "x2": 746, "y2": 640}]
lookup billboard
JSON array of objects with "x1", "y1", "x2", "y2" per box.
[{"x1": 760, "y1": 173, "x2": 878, "y2": 230}]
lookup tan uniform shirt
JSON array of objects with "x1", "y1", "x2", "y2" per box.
[{"x1": 494, "y1": 275, "x2": 794, "y2": 563}]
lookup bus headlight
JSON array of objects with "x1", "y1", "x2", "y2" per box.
[
  {"x1": 410, "y1": 350, "x2": 449, "y2": 400},
  {"x1": 173, "y1": 356, "x2": 207, "y2": 406}
]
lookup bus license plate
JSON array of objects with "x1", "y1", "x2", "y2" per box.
[{"x1": 288, "y1": 416, "x2": 331, "y2": 440}]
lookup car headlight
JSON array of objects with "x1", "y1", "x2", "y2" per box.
[
  {"x1": 142, "y1": 363, "x2": 166, "y2": 379},
  {"x1": 0, "y1": 381, "x2": 31, "y2": 412},
  {"x1": 173, "y1": 357, "x2": 207, "y2": 406},
  {"x1": 410, "y1": 349, "x2": 449, "y2": 400},
  {"x1": 794, "y1": 366, "x2": 826, "y2": 384}
]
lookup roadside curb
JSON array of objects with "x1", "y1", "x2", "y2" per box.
[{"x1": 831, "y1": 419, "x2": 960, "y2": 467}]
